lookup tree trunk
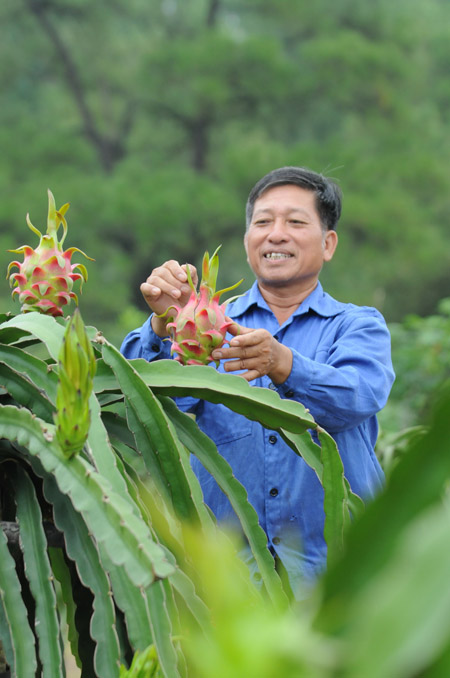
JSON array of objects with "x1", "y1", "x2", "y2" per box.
[{"x1": 26, "y1": 0, "x2": 133, "y2": 173}]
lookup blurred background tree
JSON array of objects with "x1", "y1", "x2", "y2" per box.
[{"x1": 1, "y1": 0, "x2": 450, "y2": 426}]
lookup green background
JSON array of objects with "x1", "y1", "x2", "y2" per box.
[{"x1": 2, "y1": 0, "x2": 450, "y2": 435}]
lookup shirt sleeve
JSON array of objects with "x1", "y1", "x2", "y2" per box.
[
  {"x1": 275, "y1": 309, "x2": 395, "y2": 433},
  {"x1": 120, "y1": 316, "x2": 172, "y2": 361}
]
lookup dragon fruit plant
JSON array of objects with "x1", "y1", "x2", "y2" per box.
[
  {"x1": 164, "y1": 245, "x2": 243, "y2": 366},
  {"x1": 7, "y1": 189, "x2": 93, "y2": 317}
]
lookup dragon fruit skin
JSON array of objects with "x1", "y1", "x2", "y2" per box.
[
  {"x1": 7, "y1": 190, "x2": 93, "y2": 317},
  {"x1": 165, "y1": 246, "x2": 242, "y2": 366}
]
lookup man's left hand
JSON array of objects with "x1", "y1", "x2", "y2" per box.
[{"x1": 211, "y1": 321, "x2": 293, "y2": 384}]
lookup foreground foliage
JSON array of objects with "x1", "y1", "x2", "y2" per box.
[
  {"x1": 0, "y1": 311, "x2": 353, "y2": 676},
  {"x1": 0, "y1": 309, "x2": 449, "y2": 676}
]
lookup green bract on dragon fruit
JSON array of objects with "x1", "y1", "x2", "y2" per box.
[
  {"x1": 164, "y1": 246, "x2": 242, "y2": 366},
  {"x1": 7, "y1": 189, "x2": 93, "y2": 317}
]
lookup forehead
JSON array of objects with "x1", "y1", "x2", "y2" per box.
[{"x1": 253, "y1": 184, "x2": 318, "y2": 216}]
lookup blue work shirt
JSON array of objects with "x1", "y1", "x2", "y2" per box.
[{"x1": 121, "y1": 281, "x2": 395, "y2": 591}]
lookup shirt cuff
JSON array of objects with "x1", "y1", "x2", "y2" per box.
[
  {"x1": 140, "y1": 315, "x2": 172, "y2": 361},
  {"x1": 273, "y1": 348, "x2": 315, "y2": 400}
]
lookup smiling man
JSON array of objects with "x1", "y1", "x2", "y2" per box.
[{"x1": 121, "y1": 166, "x2": 395, "y2": 595}]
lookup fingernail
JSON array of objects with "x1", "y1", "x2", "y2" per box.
[
  {"x1": 171, "y1": 289, "x2": 181, "y2": 297},
  {"x1": 213, "y1": 351, "x2": 222, "y2": 359}
]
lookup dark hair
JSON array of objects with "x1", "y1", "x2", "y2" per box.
[{"x1": 245, "y1": 166, "x2": 342, "y2": 231}]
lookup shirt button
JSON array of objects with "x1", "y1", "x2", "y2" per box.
[
  {"x1": 268, "y1": 382, "x2": 277, "y2": 391},
  {"x1": 272, "y1": 537, "x2": 281, "y2": 545},
  {"x1": 151, "y1": 343, "x2": 160, "y2": 352},
  {"x1": 269, "y1": 435, "x2": 277, "y2": 444},
  {"x1": 269, "y1": 488, "x2": 278, "y2": 497},
  {"x1": 285, "y1": 389, "x2": 294, "y2": 398}
]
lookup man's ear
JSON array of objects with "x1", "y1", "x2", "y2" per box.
[
  {"x1": 323, "y1": 230, "x2": 338, "y2": 262},
  {"x1": 244, "y1": 232, "x2": 249, "y2": 261}
]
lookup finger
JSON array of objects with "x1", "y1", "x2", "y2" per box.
[
  {"x1": 239, "y1": 370, "x2": 260, "y2": 382},
  {"x1": 226, "y1": 321, "x2": 253, "y2": 337},
  {"x1": 223, "y1": 361, "x2": 260, "y2": 382},
  {"x1": 222, "y1": 355, "x2": 262, "y2": 373},
  {"x1": 164, "y1": 260, "x2": 191, "y2": 283},
  {"x1": 146, "y1": 261, "x2": 188, "y2": 295},
  {"x1": 222, "y1": 359, "x2": 243, "y2": 372},
  {"x1": 146, "y1": 273, "x2": 187, "y2": 300},
  {"x1": 211, "y1": 330, "x2": 267, "y2": 361},
  {"x1": 160, "y1": 261, "x2": 197, "y2": 300},
  {"x1": 229, "y1": 329, "x2": 266, "y2": 348},
  {"x1": 140, "y1": 281, "x2": 162, "y2": 299},
  {"x1": 212, "y1": 342, "x2": 262, "y2": 361}
]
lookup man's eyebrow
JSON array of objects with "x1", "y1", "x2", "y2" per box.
[{"x1": 253, "y1": 206, "x2": 311, "y2": 217}]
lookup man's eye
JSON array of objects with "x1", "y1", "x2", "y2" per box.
[{"x1": 254, "y1": 220, "x2": 270, "y2": 226}]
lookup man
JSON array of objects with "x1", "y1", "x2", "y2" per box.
[{"x1": 121, "y1": 166, "x2": 395, "y2": 593}]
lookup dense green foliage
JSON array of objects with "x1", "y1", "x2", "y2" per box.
[
  {"x1": 386, "y1": 298, "x2": 450, "y2": 427},
  {"x1": 376, "y1": 297, "x2": 450, "y2": 472},
  {"x1": 2, "y1": 0, "x2": 450, "y2": 348}
]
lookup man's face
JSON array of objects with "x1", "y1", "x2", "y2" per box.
[{"x1": 244, "y1": 184, "x2": 337, "y2": 291}]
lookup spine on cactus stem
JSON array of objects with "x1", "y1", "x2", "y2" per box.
[
  {"x1": 162, "y1": 245, "x2": 243, "y2": 366},
  {"x1": 54, "y1": 309, "x2": 97, "y2": 458},
  {"x1": 6, "y1": 189, "x2": 94, "y2": 317}
]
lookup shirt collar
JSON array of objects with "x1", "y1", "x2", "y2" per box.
[{"x1": 228, "y1": 280, "x2": 347, "y2": 319}]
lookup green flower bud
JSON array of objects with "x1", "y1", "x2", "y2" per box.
[{"x1": 54, "y1": 308, "x2": 96, "y2": 457}]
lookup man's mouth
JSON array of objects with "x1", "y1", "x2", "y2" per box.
[{"x1": 263, "y1": 252, "x2": 293, "y2": 260}]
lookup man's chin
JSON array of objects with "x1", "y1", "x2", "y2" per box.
[
  {"x1": 258, "y1": 278, "x2": 291, "y2": 289},
  {"x1": 256, "y1": 271, "x2": 320, "y2": 291},
  {"x1": 258, "y1": 275, "x2": 301, "y2": 289}
]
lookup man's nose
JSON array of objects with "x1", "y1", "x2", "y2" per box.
[{"x1": 268, "y1": 218, "x2": 288, "y2": 240}]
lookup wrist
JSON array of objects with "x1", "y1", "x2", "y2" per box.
[
  {"x1": 269, "y1": 345, "x2": 293, "y2": 385},
  {"x1": 151, "y1": 314, "x2": 170, "y2": 338}
]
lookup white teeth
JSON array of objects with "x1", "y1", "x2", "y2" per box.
[{"x1": 264, "y1": 253, "x2": 291, "y2": 260}]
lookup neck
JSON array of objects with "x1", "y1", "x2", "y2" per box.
[{"x1": 257, "y1": 279, "x2": 318, "y2": 325}]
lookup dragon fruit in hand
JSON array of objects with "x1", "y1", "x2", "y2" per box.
[
  {"x1": 165, "y1": 246, "x2": 242, "y2": 366},
  {"x1": 7, "y1": 189, "x2": 93, "y2": 317}
]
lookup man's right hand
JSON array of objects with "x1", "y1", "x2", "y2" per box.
[{"x1": 140, "y1": 260, "x2": 198, "y2": 337}]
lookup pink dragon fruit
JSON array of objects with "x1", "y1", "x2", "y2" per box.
[
  {"x1": 165, "y1": 246, "x2": 242, "y2": 366},
  {"x1": 7, "y1": 189, "x2": 93, "y2": 317}
]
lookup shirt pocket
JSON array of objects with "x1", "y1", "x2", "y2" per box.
[{"x1": 198, "y1": 402, "x2": 253, "y2": 446}]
